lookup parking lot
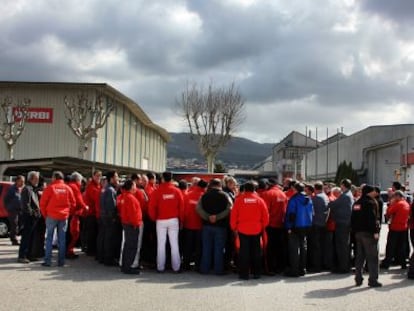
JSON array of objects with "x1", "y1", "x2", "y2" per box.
[{"x1": 0, "y1": 226, "x2": 413, "y2": 311}]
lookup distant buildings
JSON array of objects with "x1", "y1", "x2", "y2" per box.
[
  {"x1": 271, "y1": 131, "x2": 318, "y2": 183},
  {"x1": 303, "y1": 124, "x2": 414, "y2": 189}
]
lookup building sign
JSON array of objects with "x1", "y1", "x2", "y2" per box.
[{"x1": 13, "y1": 107, "x2": 54, "y2": 123}]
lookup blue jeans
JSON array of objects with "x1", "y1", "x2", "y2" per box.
[
  {"x1": 200, "y1": 225, "x2": 227, "y2": 274},
  {"x1": 44, "y1": 217, "x2": 68, "y2": 265}
]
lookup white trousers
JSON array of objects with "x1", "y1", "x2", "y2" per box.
[{"x1": 156, "y1": 218, "x2": 181, "y2": 272}]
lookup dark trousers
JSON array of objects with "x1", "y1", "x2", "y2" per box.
[
  {"x1": 334, "y1": 224, "x2": 350, "y2": 272},
  {"x1": 324, "y1": 231, "x2": 335, "y2": 270},
  {"x1": 310, "y1": 225, "x2": 326, "y2": 271},
  {"x1": 408, "y1": 251, "x2": 414, "y2": 279},
  {"x1": 265, "y1": 227, "x2": 286, "y2": 273},
  {"x1": 238, "y1": 233, "x2": 262, "y2": 278},
  {"x1": 82, "y1": 216, "x2": 98, "y2": 255},
  {"x1": 410, "y1": 228, "x2": 414, "y2": 249},
  {"x1": 182, "y1": 228, "x2": 202, "y2": 270},
  {"x1": 287, "y1": 228, "x2": 308, "y2": 275},
  {"x1": 354, "y1": 232, "x2": 379, "y2": 284},
  {"x1": 141, "y1": 218, "x2": 157, "y2": 264},
  {"x1": 102, "y1": 218, "x2": 122, "y2": 265},
  {"x1": 8, "y1": 212, "x2": 19, "y2": 242},
  {"x1": 96, "y1": 219, "x2": 104, "y2": 262},
  {"x1": 200, "y1": 225, "x2": 227, "y2": 274},
  {"x1": 382, "y1": 230, "x2": 408, "y2": 268},
  {"x1": 18, "y1": 215, "x2": 37, "y2": 259},
  {"x1": 121, "y1": 225, "x2": 143, "y2": 272}
]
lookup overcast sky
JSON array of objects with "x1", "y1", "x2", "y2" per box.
[{"x1": 1, "y1": 0, "x2": 414, "y2": 143}]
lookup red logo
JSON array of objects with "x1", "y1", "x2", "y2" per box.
[{"x1": 13, "y1": 108, "x2": 54, "y2": 123}]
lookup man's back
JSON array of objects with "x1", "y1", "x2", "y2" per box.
[{"x1": 200, "y1": 188, "x2": 230, "y2": 226}]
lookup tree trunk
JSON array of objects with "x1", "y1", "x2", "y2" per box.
[
  {"x1": 206, "y1": 153, "x2": 215, "y2": 173},
  {"x1": 8, "y1": 145, "x2": 14, "y2": 160}
]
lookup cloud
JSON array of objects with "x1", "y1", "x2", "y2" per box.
[{"x1": 1, "y1": 0, "x2": 414, "y2": 145}]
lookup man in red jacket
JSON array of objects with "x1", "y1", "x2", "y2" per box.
[
  {"x1": 182, "y1": 179, "x2": 207, "y2": 271},
  {"x1": 148, "y1": 171, "x2": 184, "y2": 273},
  {"x1": 40, "y1": 171, "x2": 76, "y2": 267},
  {"x1": 260, "y1": 178, "x2": 288, "y2": 274},
  {"x1": 380, "y1": 190, "x2": 410, "y2": 269},
  {"x1": 82, "y1": 170, "x2": 102, "y2": 256},
  {"x1": 117, "y1": 179, "x2": 143, "y2": 274},
  {"x1": 66, "y1": 172, "x2": 89, "y2": 259},
  {"x1": 231, "y1": 181, "x2": 269, "y2": 280}
]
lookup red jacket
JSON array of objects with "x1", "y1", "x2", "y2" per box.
[
  {"x1": 68, "y1": 182, "x2": 88, "y2": 216},
  {"x1": 148, "y1": 182, "x2": 184, "y2": 222},
  {"x1": 117, "y1": 192, "x2": 143, "y2": 227},
  {"x1": 83, "y1": 180, "x2": 101, "y2": 217},
  {"x1": 230, "y1": 192, "x2": 269, "y2": 235},
  {"x1": 386, "y1": 199, "x2": 410, "y2": 231},
  {"x1": 145, "y1": 182, "x2": 157, "y2": 200},
  {"x1": 285, "y1": 188, "x2": 296, "y2": 200},
  {"x1": 183, "y1": 186, "x2": 205, "y2": 230},
  {"x1": 134, "y1": 188, "x2": 148, "y2": 217},
  {"x1": 40, "y1": 180, "x2": 76, "y2": 220},
  {"x1": 260, "y1": 186, "x2": 287, "y2": 228}
]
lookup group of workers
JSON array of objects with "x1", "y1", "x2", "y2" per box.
[{"x1": 3, "y1": 170, "x2": 414, "y2": 285}]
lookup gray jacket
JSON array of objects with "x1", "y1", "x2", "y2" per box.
[
  {"x1": 312, "y1": 192, "x2": 329, "y2": 227},
  {"x1": 329, "y1": 190, "x2": 354, "y2": 226}
]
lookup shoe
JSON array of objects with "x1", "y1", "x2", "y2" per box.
[
  {"x1": 17, "y1": 258, "x2": 30, "y2": 264},
  {"x1": 157, "y1": 269, "x2": 165, "y2": 273},
  {"x1": 11, "y1": 240, "x2": 20, "y2": 246},
  {"x1": 28, "y1": 257, "x2": 39, "y2": 262},
  {"x1": 123, "y1": 268, "x2": 141, "y2": 275},
  {"x1": 253, "y1": 275, "x2": 261, "y2": 279},
  {"x1": 58, "y1": 263, "x2": 67, "y2": 267},
  {"x1": 355, "y1": 278, "x2": 363, "y2": 286},
  {"x1": 173, "y1": 269, "x2": 182, "y2": 274},
  {"x1": 41, "y1": 262, "x2": 51, "y2": 267},
  {"x1": 239, "y1": 275, "x2": 249, "y2": 280},
  {"x1": 368, "y1": 281, "x2": 382, "y2": 288},
  {"x1": 284, "y1": 271, "x2": 299, "y2": 277},
  {"x1": 379, "y1": 262, "x2": 389, "y2": 270},
  {"x1": 66, "y1": 253, "x2": 79, "y2": 259}
]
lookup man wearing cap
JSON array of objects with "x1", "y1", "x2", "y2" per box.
[{"x1": 351, "y1": 185, "x2": 382, "y2": 287}]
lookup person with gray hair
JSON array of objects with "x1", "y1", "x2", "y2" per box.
[
  {"x1": 17, "y1": 171, "x2": 41, "y2": 263},
  {"x1": 66, "y1": 171, "x2": 89, "y2": 259}
]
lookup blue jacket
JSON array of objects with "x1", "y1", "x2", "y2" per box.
[
  {"x1": 3, "y1": 184, "x2": 22, "y2": 214},
  {"x1": 285, "y1": 192, "x2": 313, "y2": 229}
]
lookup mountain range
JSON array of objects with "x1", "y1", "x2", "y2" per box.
[{"x1": 167, "y1": 132, "x2": 273, "y2": 168}]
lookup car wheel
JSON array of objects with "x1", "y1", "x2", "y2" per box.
[{"x1": 0, "y1": 219, "x2": 9, "y2": 238}]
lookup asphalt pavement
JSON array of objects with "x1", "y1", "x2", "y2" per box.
[{"x1": 0, "y1": 226, "x2": 412, "y2": 311}]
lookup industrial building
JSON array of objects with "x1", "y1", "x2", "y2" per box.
[
  {"x1": 272, "y1": 131, "x2": 318, "y2": 183},
  {"x1": 0, "y1": 82, "x2": 169, "y2": 179},
  {"x1": 302, "y1": 124, "x2": 414, "y2": 189}
]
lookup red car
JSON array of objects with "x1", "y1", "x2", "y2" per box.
[{"x1": 0, "y1": 182, "x2": 12, "y2": 238}]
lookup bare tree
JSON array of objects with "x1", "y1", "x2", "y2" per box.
[
  {"x1": 0, "y1": 96, "x2": 30, "y2": 159},
  {"x1": 64, "y1": 93, "x2": 114, "y2": 158},
  {"x1": 177, "y1": 81, "x2": 245, "y2": 173}
]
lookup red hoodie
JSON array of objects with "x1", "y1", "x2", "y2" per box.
[
  {"x1": 148, "y1": 182, "x2": 184, "y2": 222},
  {"x1": 83, "y1": 180, "x2": 101, "y2": 218},
  {"x1": 387, "y1": 199, "x2": 410, "y2": 231},
  {"x1": 40, "y1": 180, "x2": 76, "y2": 220},
  {"x1": 68, "y1": 182, "x2": 88, "y2": 216},
  {"x1": 183, "y1": 186, "x2": 205, "y2": 230},
  {"x1": 117, "y1": 192, "x2": 143, "y2": 227},
  {"x1": 260, "y1": 186, "x2": 287, "y2": 228},
  {"x1": 230, "y1": 192, "x2": 269, "y2": 235}
]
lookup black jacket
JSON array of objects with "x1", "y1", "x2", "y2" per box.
[
  {"x1": 198, "y1": 188, "x2": 232, "y2": 227},
  {"x1": 351, "y1": 195, "x2": 380, "y2": 234}
]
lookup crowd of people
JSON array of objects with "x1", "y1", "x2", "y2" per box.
[{"x1": 3, "y1": 170, "x2": 414, "y2": 286}]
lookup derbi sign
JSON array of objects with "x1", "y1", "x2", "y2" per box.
[{"x1": 13, "y1": 107, "x2": 54, "y2": 123}]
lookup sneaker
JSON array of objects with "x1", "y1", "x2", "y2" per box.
[
  {"x1": 41, "y1": 262, "x2": 51, "y2": 267},
  {"x1": 17, "y1": 258, "x2": 30, "y2": 264},
  {"x1": 368, "y1": 281, "x2": 382, "y2": 288}
]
